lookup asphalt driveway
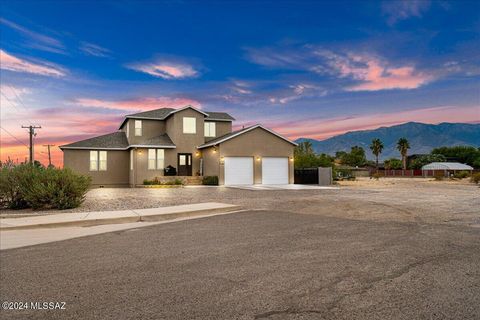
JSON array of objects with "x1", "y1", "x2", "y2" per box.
[{"x1": 1, "y1": 210, "x2": 479, "y2": 320}]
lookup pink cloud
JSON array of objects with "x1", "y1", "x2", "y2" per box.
[
  {"x1": 126, "y1": 60, "x2": 198, "y2": 79},
  {"x1": 0, "y1": 50, "x2": 66, "y2": 77},
  {"x1": 74, "y1": 97, "x2": 201, "y2": 111},
  {"x1": 314, "y1": 51, "x2": 433, "y2": 91}
]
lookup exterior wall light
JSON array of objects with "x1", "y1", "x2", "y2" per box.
[
  {"x1": 220, "y1": 156, "x2": 224, "y2": 164},
  {"x1": 290, "y1": 157, "x2": 294, "y2": 162},
  {"x1": 256, "y1": 156, "x2": 261, "y2": 161},
  {"x1": 213, "y1": 146, "x2": 217, "y2": 153},
  {"x1": 138, "y1": 150, "x2": 142, "y2": 155},
  {"x1": 195, "y1": 151, "x2": 200, "y2": 157}
]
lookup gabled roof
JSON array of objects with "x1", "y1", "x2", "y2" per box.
[
  {"x1": 421, "y1": 162, "x2": 474, "y2": 170},
  {"x1": 59, "y1": 132, "x2": 130, "y2": 150},
  {"x1": 118, "y1": 105, "x2": 235, "y2": 129},
  {"x1": 197, "y1": 124, "x2": 298, "y2": 149}
]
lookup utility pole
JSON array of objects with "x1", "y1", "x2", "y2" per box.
[
  {"x1": 43, "y1": 144, "x2": 55, "y2": 167},
  {"x1": 21, "y1": 125, "x2": 41, "y2": 163}
]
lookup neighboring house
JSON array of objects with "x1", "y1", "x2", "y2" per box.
[{"x1": 60, "y1": 106, "x2": 297, "y2": 186}]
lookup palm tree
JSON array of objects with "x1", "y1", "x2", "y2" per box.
[
  {"x1": 396, "y1": 137, "x2": 410, "y2": 170},
  {"x1": 370, "y1": 138, "x2": 384, "y2": 169}
]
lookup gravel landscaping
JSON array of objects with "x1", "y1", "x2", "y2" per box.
[{"x1": 2, "y1": 178, "x2": 478, "y2": 227}]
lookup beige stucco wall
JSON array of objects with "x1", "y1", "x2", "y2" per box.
[
  {"x1": 125, "y1": 119, "x2": 166, "y2": 145},
  {"x1": 211, "y1": 127, "x2": 295, "y2": 185},
  {"x1": 63, "y1": 149, "x2": 129, "y2": 186},
  {"x1": 165, "y1": 108, "x2": 205, "y2": 175},
  {"x1": 201, "y1": 146, "x2": 220, "y2": 177}
]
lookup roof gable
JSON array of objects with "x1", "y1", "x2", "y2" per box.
[
  {"x1": 119, "y1": 105, "x2": 234, "y2": 129},
  {"x1": 197, "y1": 125, "x2": 297, "y2": 149}
]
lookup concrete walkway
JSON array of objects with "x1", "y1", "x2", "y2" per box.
[
  {"x1": 0, "y1": 209, "x2": 246, "y2": 250},
  {"x1": 227, "y1": 184, "x2": 340, "y2": 191},
  {"x1": 0, "y1": 202, "x2": 240, "y2": 230}
]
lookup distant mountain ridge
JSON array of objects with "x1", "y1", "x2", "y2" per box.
[{"x1": 295, "y1": 122, "x2": 480, "y2": 160}]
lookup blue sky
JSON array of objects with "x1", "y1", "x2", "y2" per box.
[{"x1": 1, "y1": 0, "x2": 479, "y2": 164}]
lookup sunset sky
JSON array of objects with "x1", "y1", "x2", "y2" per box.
[{"x1": 1, "y1": 1, "x2": 479, "y2": 166}]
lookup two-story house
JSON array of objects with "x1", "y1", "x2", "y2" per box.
[{"x1": 60, "y1": 106, "x2": 297, "y2": 186}]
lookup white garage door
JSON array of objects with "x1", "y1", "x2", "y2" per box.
[
  {"x1": 262, "y1": 157, "x2": 289, "y2": 185},
  {"x1": 224, "y1": 157, "x2": 254, "y2": 185}
]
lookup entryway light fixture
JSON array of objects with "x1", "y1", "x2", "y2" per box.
[{"x1": 256, "y1": 156, "x2": 261, "y2": 161}]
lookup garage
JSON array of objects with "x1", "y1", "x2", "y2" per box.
[
  {"x1": 262, "y1": 157, "x2": 288, "y2": 185},
  {"x1": 224, "y1": 157, "x2": 254, "y2": 185}
]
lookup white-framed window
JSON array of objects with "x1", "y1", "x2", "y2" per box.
[
  {"x1": 157, "y1": 149, "x2": 165, "y2": 169},
  {"x1": 148, "y1": 149, "x2": 156, "y2": 170},
  {"x1": 148, "y1": 148, "x2": 165, "y2": 170},
  {"x1": 89, "y1": 151, "x2": 98, "y2": 171},
  {"x1": 135, "y1": 120, "x2": 142, "y2": 136},
  {"x1": 126, "y1": 121, "x2": 129, "y2": 138},
  {"x1": 130, "y1": 149, "x2": 133, "y2": 170},
  {"x1": 183, "y1": 117, "x2": 196, "y2": 134},
  {"x1": 204, "y1": 122, "x2": 216, "y2": 137},
  {"x1": 90, "y1": 151, "x2": 107, "y2": 171},
  {"x1": 99, "y1": 151, "x2": 107, "y2": 171}
]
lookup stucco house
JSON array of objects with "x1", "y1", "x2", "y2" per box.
[{"x1": 60, "y1": 106, "x2": 297, "y2": 186}]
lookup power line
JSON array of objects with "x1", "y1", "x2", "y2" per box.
[
  {"x1": 6, "y1": 85, "x2": 32, "y2": 115},
  {"x1": 0, "y1": 92, "x2": 35, "y2": 125},
  {"x1": 0, "y1": 126, "x2": 29, "y2": 147}
]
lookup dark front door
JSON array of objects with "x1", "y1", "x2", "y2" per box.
[{"x1": 177, "y1": 153, "x2": 192, "y2": 176}]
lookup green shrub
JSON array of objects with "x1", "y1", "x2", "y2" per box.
[
  {"x1": 0, "y1": 163, "x2": 91, "y2": 210},
  {"x1": 372, "y1": 172, "x2": 381, "y2": 180},
  {"x1": 453, "y1": 171, "x2": 470, "y2": 179},
  {"x1": 174, "y1": 178, "x2": 183, "y2": 185},
  {"x1": 202, "y1": 176, "x2": 219, "y2": 185},
  {"x1": 471, "y1": 172, "x2": 480, "y2": 184}
]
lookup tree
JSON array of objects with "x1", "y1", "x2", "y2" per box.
[
  {"x1": 337, "y1": 146, "x2": 367, "y2": 167},
  {"x1": 409, "y1": 154, "x2": 446, "y2": 169},
  {"x1": 369, "y1": 138, "x2": 384, "y2": 169},
  {"x1": 431, "y1": 146, "x2": 480, "y2": 168},
  {"x1": 384, "y1": 158, "x2": 403, "y2": 170},
  {"x1": 396, "y1": 137, "x2": 410, "y2": 170},
  {"x1": 294, "y1": 142, "x2": 334, "y2": 169}
]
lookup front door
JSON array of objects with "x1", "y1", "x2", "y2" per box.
[{"x1": 177, "y1": 153, "x2": 192, "y2": 176}]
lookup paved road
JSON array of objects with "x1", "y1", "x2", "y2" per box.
[{"x1": 1, "y1": 210, "x2": 479, "y2": 319}]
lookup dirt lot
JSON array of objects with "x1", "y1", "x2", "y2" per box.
[{"x1": 3, "y1": 178, "x2": 478, "y2": 227}]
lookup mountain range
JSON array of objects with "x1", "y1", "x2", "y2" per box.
[{"x1": 295, "y1": 122, "x2": 480, "y2": 160}]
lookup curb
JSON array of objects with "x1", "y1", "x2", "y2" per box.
[{"x1": 0, "y1": 205, "x2": 241, "y2": 231}]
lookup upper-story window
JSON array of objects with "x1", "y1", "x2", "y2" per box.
[
  {"x1": 204, "y1": 122, "x2": 216, "y2": 137},
  {"x1": 90, "y1": 150, "x2": 107, "y2": 171},
  {"x1": 183, "y1": 117, "x2": 196, "y2": 134},
  {"x1": 135, "y1": 120, "x2": 142, "y2": 136}
]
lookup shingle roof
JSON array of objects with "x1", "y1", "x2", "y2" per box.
[
  {"x1": 119, "y1": 106, "x2": 234, "y2": 128},
  {"x1": 60, "y1": 132, "x2": 129, "y2": 150},
  {"x1": 134, "y1": 134, "x2": 175, "y2": 147},
  {"x1": 421, "y1": 162, "x2": 474, "y2": 170},
  {"x1": 197, "y1": 124, "x2": 298, "y2": 149}
]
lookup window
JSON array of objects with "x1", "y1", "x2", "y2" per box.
[
  {"x1": 130, "y1": 150, "x2": 133, "y2": 170},
  {"x1": 148, "y1": 149, "x2": 165, "y2": 170},
  {"x1": 99, "y1": 151, "x2": 107, "y2": 171},
  {"x1": 90, "y1": 151, "x2": 98, "y2": 171},
  {"x1": 179, "y1": 154, "x2": 186, "y2": 166},
  {"x1": 157, "y1": 149, "x2": 165, "y2": 169},
  {"x1": 126, "y1": 121, "x2": 129, "y2": 138},
  {"x1": 90, "y1": 151, "x2": 107, "y2": 171},
  {"x1": 204, "y1": 122, "x2": 216, "y2": 137},
  {"x1": 183, "y1": 117, "x2": 196, "y2": 134},
  {"x1": 148, "y1": 149, "x2": 156, "y2": 170},
  {"x1": 135, "y1": 120, "x2": 142, "y2": 136}
]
